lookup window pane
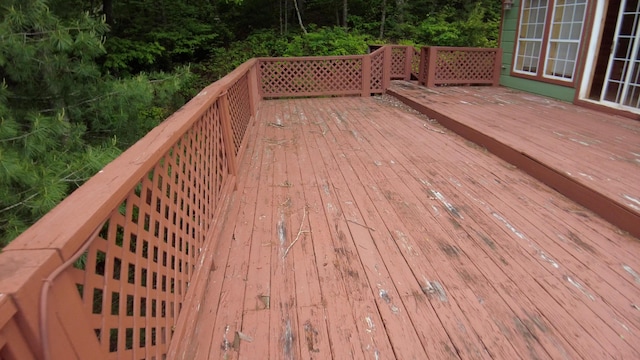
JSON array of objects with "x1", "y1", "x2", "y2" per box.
[
  {"x1": 544, "y1": 0, "x2": 587, "y2": 80},
  {"x1": 514, "y1": 0, "x2": 548, "y2": 75}
]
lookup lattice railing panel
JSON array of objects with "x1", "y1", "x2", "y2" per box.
[
  {"x1": 227, "y1": 73, "x2": 252, "y2": 155},
  {"x1": 433, "y1": 49, "x2": 498, "y2": 84},
  {"x1": 370, "y1": 49, "x2": 385, "y2": 92},
  {"x1": 391, "y1": 46, "x2": 406, "y2": 78},
  {"x1": 260, "y1": 57, "x2": 363, "y2": 97},
  {"x1": 69, "y1": 100, "x2": 230, "y2": 359}
]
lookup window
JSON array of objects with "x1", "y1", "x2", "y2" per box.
[
  {"x1": 515, "y1": 0, "x2": 548, "y2": 75},
  {"x1": 514, "y1": 0, "x2": 588, "y2": 82}
]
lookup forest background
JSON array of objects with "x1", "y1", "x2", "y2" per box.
[{"x1": 0, "y1": 0, "x2": 501, "y2": 246}]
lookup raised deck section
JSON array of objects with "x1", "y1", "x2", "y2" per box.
[
  {"x1": 388, "y1": 81, "x2": 640, "y2": 238},
  {"x1": 173, "y1": 96, "x2": 640, "y2": 359}
]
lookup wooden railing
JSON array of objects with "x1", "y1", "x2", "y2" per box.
[
  {"x1": 258, "y1": 46, "x2": 393, "y2": 98},
  {"x1": 390, "y1": 45, "x2": 420, "y2": 80},
  {"x1": 0, "y1": 45, "x2": 499, "y2": 359},
  {"x1": 419, "y1": 46, "x2": 502, "y2": 87},
  {"x1": 0, "y1": 58, "x2": 259, "y2": 360}
]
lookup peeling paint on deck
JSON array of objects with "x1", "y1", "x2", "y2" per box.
[
  {"x1": 365, "y1": 316, "x2": 375, "y2": 332},
  {"x1": 569, "y1": 138, "x2": 590, "y2": 146},
  {"x1": 394, "y1": 230, "x2": 419, "y2": 256},
  {"x1": 429, "y1": 189, "x2": 463, "y2": 219},
  {"x1": 492, "y1": 212, "x2": 525, "y2": 239},
  {"x1": 378, "y1": 289, "x2": 400, "y2": 314},
  {"x1": 623, "y1": 194, "x2": 640, "y2": 211},
  {"x1": 282, "y1": 319, "x2": 295, "y2": 360},
  {"x1": 422, "y1": 279, "x2": 448, "y2": 302},
  {"x1": 277, "y1": 213, "x2": 287, "y2": 252},
  {"x1": 303, "y1": 320, "x2": 320, "y2": 353},
  {"x1": 492, "y1": 212, "x2": 560, "y2": 269},
  {"x1": 564, "y1": 275, "x2": 596, "y2": 301},
  {"x1": 623, "y1": 265, "x2": 640, "y2": 284}
]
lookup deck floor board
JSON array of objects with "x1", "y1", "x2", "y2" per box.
[{"x1": 184, "y1": 95, "x2": 640, "y2": 359}]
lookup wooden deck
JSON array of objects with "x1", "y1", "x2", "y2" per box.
[
  {"x1": 388, "y1": 81, "x2": 640, "y2": 239},
  {"x1": 176, "y1": 95, "x2": 640, "y2": 359}
]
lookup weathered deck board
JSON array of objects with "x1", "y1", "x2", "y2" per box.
[{"x1": 184, "y1": 95, "x2": 640, "y2": 359}]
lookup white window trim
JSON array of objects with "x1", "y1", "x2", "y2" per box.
[
  {"x1": 513, "y1": 0, "x2": 548, "y2": 76},
  {"x1": 513, "y1": 0, "x2": 587, "y2": 83},
  {"x1": 542, "y1": 0, "x2": 587, "y2": 82}
]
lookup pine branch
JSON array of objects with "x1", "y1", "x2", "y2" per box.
[
  {"x1": 0, "y1": 193, "x2": 39, "y2": 214},
  {"x1": 0, "y1": 128, "x2": 45, "y2": 143}
]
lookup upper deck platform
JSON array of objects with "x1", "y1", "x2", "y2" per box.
[{"x1": 389, "y1": 81, "x2": 640, "y2": 239}]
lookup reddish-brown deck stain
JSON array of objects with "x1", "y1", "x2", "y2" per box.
[{"x1": 174, "y1": 93, "x2": 640, "y2": 359}]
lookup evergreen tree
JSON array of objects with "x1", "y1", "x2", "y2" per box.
[{"x1": 0, "y1": 0, "x2": 189, "y2": 246}]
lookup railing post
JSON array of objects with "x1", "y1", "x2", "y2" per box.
[
  {"x1": 362, "y1": 55, "x2": 372, "y2": 97},
  {"x1": 404, "y1": 46, "x2": 413, "y2": 81},
  {"x1": 383, "y1": 46, "x2": 392, "y2": 91},
  {"x1": 219, "y1": 94, "x2": 238, "y2": 178},
  {"x1": 425, "y1": 47, "x2": 438, "y2": 88},
  {"x1": 248, "y1": 60, "x2": 261, "y2": 114},
  {"x1": 493, "y1": 48, "x2": 503, "y2": 87},
  {"x1": 418, "y1": 47, "x2": 427, "y2": 85}
]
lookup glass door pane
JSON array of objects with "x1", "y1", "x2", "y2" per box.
[{"x1": 602, "y1": 0, "x2": 640, "y2": 109}]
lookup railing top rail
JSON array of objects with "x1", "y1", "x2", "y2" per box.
[
  {"x1": 258, "y1": 54, "x2": 365, "y2": 62},
  {"x1": 5, "y1": 58, "x2": 258, "y2": 261},
  {"x1": 370, "y1": 46, "x2": 387, "y2": 56}
]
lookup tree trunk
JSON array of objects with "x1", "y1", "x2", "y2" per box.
[
  {"x1": 103, "y1": 0, "x2": 113, "y2": 25},
  {"x1": 342, "y1": 0, "x2": 348, "y2": 28},
  {"x1": 379, "y1": 0, "x2": 387, "y2": 38},
  {"x1": 396, "y1": 0, "x2": 404, "y2": 24},
  {"x1": 284, "y1": 0, "x2": 288, "y2": 34},
  {"x1": 280, "y1": 0, "x2": 283, "y2": 35},
  {"x1": 294, "y1": 0, "x2": 307, "y2": 34}
]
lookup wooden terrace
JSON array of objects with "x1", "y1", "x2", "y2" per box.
[{"x1": 1, "y1": 46, "x2": 639, "y2": 360}]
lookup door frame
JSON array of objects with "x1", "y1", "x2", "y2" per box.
[{"x1": 578, "y1": 0, "x2": 640, "y2": 115}]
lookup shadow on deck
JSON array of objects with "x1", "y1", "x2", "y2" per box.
[{"x1": 174, "y1": 94, "x2": 640, "y2": 359}]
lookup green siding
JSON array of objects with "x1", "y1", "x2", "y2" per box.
[
  {"x1": 499, "y1": 1, "x2": 575, "y2": 103},
  {"x1": 500, "y1": 76, "x2": 576, "y2": 102}
]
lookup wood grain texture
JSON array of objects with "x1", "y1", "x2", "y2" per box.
[{"x1": 179, "y1": 96, "x2": 640, "y2": 359}]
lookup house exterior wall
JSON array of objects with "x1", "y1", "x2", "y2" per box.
[{"x1": 499, "y1": 0, "x2": 577, "y2": 102}]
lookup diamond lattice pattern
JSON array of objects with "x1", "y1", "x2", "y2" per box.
[
  {"x1": 227, "y1": 74, "x2": 252, "y2": 155},
  {"x1": 391, "y1": 47, "x2": 406, "y2": 78},
  {"x1": 434, "y1": 50, "x2": 497, "y2": 83},
  {"x1": 370, "y1": 51, "x2": 385, "y2": 92},
  {"x1": 70, "y1": 100, "x2": 230, "y2": 357},
  {"x1": 260, "y1": 58, "x2": 363, "y2": 96}
]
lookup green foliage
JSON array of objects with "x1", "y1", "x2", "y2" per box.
[
  {"x1": 103, "y1": 38, "x2": 165, "y2": 73},
  {"x1": 102, "y1": 0, "x2": 226, "y2": 75},
  {"x1": 0, "y1": 0, "x2": 191, "y2": 246},
  {"x1": 414, "y1": 5, "x2": 499, "y2": 47},
  {"x1": 83, "y1": 69, "x2": 193, "y2": 148},
  {"x1": 284, "y1": 26, "x2": 371, "y2": 56}
]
